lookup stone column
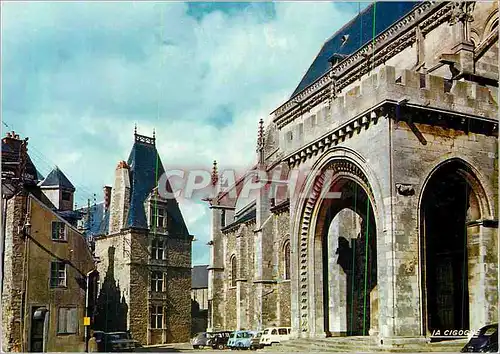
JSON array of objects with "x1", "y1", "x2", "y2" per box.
[
  {"x1": 384, "y1": 192, "x2": 422, "y2": 338},
  {"x1": 468, "y1": 222, "x2": 498, "y2": 330},
  {"x1": 289, "y1": 198, "x2": 301, "y2": 339}
]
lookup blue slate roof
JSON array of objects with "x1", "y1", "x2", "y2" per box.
[
  {"x1": 290, "y1": 1, "x2": 420, "y2": 98},
  {"x1": 126, "y1": 136, "x2": 189, "y2": 236},
  {"x1": 39, "y1": 166, "x2": 75, "y2": 191},
  {"x1": 76, "y1": 202, "x2": 107, "y2": 238}
]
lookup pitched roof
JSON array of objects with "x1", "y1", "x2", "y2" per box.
[
  {"x1": 125, "y1": 134, "x2": 189, "y2": 236},
  {"x1": 192, "y1": 265, "x2": 209, "y2": 289},
  {"x1": 39, "y1": 166, "x2": 75, "y2": 191},
  {"x1": 77, "y1": 202, "x2": 109, "y2": 238},
  {"x1": 290, "y1": 1, "x2": 419, "y2": 98}
]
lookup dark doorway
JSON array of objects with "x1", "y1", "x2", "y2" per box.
[
  {"x1": 422, "y1": 162, "x2": 470, "y2": 334},
  {"x1": 320, "y1": 179, "x2": 377, "y2": 336},
  {"x1": 30, "y1": 307, "x2": 48, "y2": 352}
]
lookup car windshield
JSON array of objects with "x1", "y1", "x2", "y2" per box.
[
  {"x1": 263, "y1": 329, "x2": 269, "y2": 335},
  {"x1": 253, "y1": 333, "x2": 262, "y2": 338},
  {"x1": 230, "y1": 332, "x2": 236, "y2": 338},
  {"x1": 107, "y1": 333, "x2": 129, "y2": 341},
  {"x1": 483, "y1": 328, "x2": 497, "y2": 336}
]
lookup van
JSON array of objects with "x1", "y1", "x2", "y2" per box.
[
  {"x1": 259, "y1": 327, "x2": 291, "y2": 346},
  {"x1": 227, "y1": 330, "x2": 254, "y2": 349}
]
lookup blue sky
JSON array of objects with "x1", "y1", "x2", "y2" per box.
[{"x1": 2, "y1": 1, "x2": 367, "y2": 265}]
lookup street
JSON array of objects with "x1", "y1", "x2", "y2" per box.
[{"x1": 136, "y1": 343, "x2": 246, "y2": 353}]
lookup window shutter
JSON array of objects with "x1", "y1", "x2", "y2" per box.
[
  {"x1": 67, "y1": 308, "x2": 78, "y2": 333},
  {"x1": 58, "y1": 308, "x2": 67, "y2": 333},
  {"x1": 52, "y1": 223, "x2": 57, "y2": 240}
]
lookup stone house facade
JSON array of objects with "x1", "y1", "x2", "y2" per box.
[
  {"x1": 2, "y1": 133, "x2": 97, "y2": 352},
  {"x1": 90, "y1": 129, "x2": 192, "y2": 345},
  {"x1": 207, "y1": 0, "x2": 498, "y2": 346}
]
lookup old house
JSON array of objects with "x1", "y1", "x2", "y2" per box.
[
  {"x1": 207, "y1": 1, "x2": 498, "y2": 350},
  {"x1": 1, "y1": 132, "x2": 98, "y2": 352},
  {"x1": 88, "y1": 128, "x2": 193, "y2": 345}
]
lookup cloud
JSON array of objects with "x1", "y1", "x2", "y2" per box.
[{"x1": 2, "y1": 2, "x2": 361, "y2": 265}]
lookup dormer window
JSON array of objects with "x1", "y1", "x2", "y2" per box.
[{"x1": 150, "y1": 207, "x2": 166, "y2": 229}]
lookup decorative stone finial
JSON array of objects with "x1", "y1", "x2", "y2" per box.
[
  {"x1": 153, "y1": 128, "x2": 156, "y2": 139},
  {"x1": 211, "y1": 160, "x2": 218, "y2": 186},
  {"x1": 256, "y1": 118, "x2": 265, "y2": 151},
  {"x1": 134, "y1": 123, "x2": 137, "y2": 135}
]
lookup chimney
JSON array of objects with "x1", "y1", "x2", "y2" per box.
[
  {"x1": 104, "y1": 186, "x2": 112, "y2": 211},
  {"x1": 108, "y1": 161, "x2": 131, "y2": 234}
]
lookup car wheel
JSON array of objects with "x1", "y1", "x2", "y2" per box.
[
  {"x1": 217, "y1": 343, "x2": 225, "y2": 350},
  {"x1": 199, "y1": 345, "x2": 204, "y2": 349},
  {"x1": 193, "y1": 345, "x2": 199, "y2": 349}
]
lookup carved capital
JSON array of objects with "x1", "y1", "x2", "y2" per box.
[
  {"x1": 449, "y1": 1, "x2": 475, "y2": 26},
  {"x1": 396, "y1": 183, "x2": 415, "y2": 196}
]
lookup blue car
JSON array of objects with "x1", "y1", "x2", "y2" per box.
[{"x1": 227, "y1": 330, "x2": 257, "y2": 350}]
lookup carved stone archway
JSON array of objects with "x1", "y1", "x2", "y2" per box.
[{"x1": 295, "y1": 159, "x2": 379, "y2": 337}]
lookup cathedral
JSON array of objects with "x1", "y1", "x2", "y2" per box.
[
  {"x1": 206, "y1": 1, "x2": 498, "y2": 349},
  {"x1": 86, "y1": 128, "x2": 193, "y2": 345}
]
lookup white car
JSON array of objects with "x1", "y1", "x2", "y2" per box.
[{"x1": 259, "y1": 327, "x2": 291, "y2": 346}]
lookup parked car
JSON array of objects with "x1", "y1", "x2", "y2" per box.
[
  {"x1": 461, "y1": 323, "x2": 498, "y2": 353},
  {"x1": 191, "y1": 332, "x2": 214, "y2": 349},
  {"x1": 207, "y1": 331, "x2": 232, "y2": 350},
  {"x1": 250, "y1": 331, "x2": 263, "y2": 350},
  {"x1": 259, "y1": 327, "x2": 291, "y2": 347},
  {"x1": 227, "y1": 330, "x2": 256, "y2": 350},
  {"x1": 93, "y1": 331, "x2": 136, "y2": 352}
]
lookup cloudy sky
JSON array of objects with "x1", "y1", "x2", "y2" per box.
[{"x1": 2, "y1": 1, "x2": 366, "y2": 265}]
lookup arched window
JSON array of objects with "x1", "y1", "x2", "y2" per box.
[
  {"x1": 283, "y1": 241, "x2": 291, "y2": 280},
  {"x1": 230, "y1": 256, "x2": 237, "y2": 287}
]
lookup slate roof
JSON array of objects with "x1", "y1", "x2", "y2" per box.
[
  {"x1": 77, "y1": 202, "x2": 109, "y2": 238},
  {"x1": 39, "y1": 166, "x2": 75, "y2": 191},
  {"x1": 290, "y1": 1, "x2": 420, "y2": 98},
  {"x1": 192, "y1": 265, "x2": 209, "y2": 289},
  {"x1": 222, "y1": 206, "x2": 256, "y2": 232},
  {"x1": 125, "y1": 135, "x2": 189, "y2": 236}
]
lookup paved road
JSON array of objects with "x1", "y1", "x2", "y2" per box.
[{"x1": 136, "y1": 343, "x2": 235, "y2": 352}]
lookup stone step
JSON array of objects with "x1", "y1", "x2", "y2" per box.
[{"x1": 260, "y1": 337, "x2": 467, "y2": 353}]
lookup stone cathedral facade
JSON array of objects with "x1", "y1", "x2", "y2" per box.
[{"x1": 207, "y1": 0, "x2": 498, "y2": 347}]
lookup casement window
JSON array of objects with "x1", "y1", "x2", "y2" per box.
[
  {"x1": 150, "y1": 271, "x2": 164, "y2": 292},
  {"x1": 230, "y1": 256, "x2": 237, "y2": 287},
  {"x1": 50, "y1": 261, "x2": 67, "y2": 288},
  {"x1": 57, "y1": 307, "x2": 78, "y2": 334},
  {"x1": 283, "y1": 241, "x2": 291, "y2": 280},
  {"x1": 52, "y1": 221, "x2": 66, "y2": 241},
  {"x1": 150, "y1": 305, "x2": 164, "y2": 329},
  {"x1": 151, "y1": 207, "x2": 166, "y2": 229},
  {"x1": 151, "y1": 239, "x2": 165, "y2": 260}
]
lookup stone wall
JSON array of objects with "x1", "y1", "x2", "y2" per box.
[
  {"x1": 2, "y1": 194, "x2": 26, "y2": 352},
  {"x1": 95, "y1": 229, "x2": 191, "y2": 345}
]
